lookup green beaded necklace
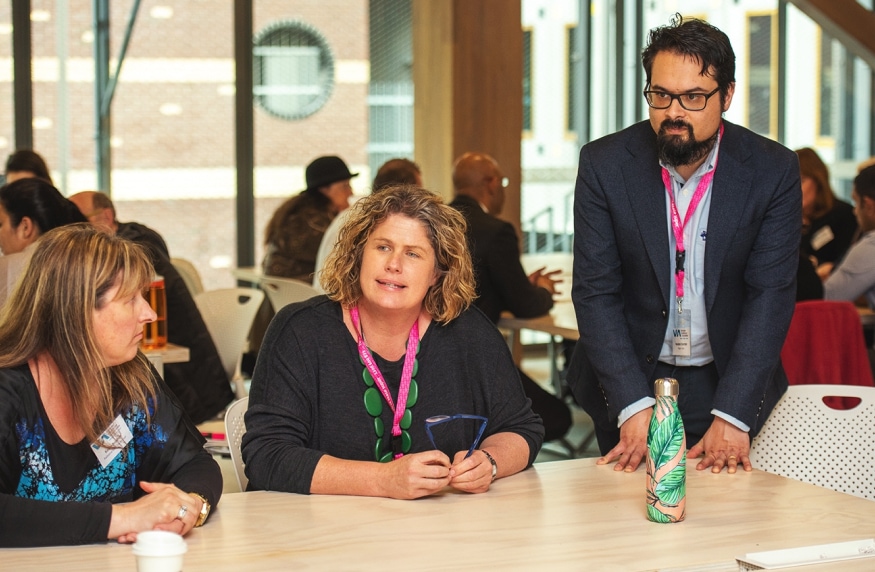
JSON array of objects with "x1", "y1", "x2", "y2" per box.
[
  {"x1": 360, "y1": 343, "x2": 420, "y2": 462},
  {"x1": 350, "y1": 305, "x2": 420, "y2": 463}
]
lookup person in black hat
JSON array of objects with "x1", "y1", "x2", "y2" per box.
[{"x1": 263, "y1": 155, "x2": 358, "y2": 280}]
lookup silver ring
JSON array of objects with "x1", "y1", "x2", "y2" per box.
[{"x1": 176, "y1": 505, "x2": 188, "y2": 520}]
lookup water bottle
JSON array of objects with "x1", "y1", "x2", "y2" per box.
[
  {"x1": 645, "y1": 377, "x2": 686, "y2": 523},
  {"x1": 142, "y1": 275, "x2": 168, "y2": 349}
]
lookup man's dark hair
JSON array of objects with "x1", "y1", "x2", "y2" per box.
[
  {"x1": 855, "y1": 164, "x2": 875, "y2": 202},
  {"x1": 642, "y1": 14, "x2": 736, "y2": 105},
  {"x1": 372, "y1": 158, "x2": 421, "y2": 192}
]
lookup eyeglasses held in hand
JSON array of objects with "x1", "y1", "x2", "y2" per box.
[{"x1": 424, "y1": 414, "x2": 488, "y2": 459}]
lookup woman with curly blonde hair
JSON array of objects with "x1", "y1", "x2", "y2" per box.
[{"x1": 244, "y1": 185, "x2": 543, "y2": 500}]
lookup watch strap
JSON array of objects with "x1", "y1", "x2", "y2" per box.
[
  {"x1": 190, "y1": 492, "x2": 210, "y2": 527},
  {"x1": 481, "y1": 449, "x2": 497, "y2": 482}
]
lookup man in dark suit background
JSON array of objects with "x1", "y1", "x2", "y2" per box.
[
  {"x1": 450, "y1": 152, "x2": 572, "y2": 442},
  {"x1": 567, "y1": 15, "x2": 800, "y2": 475}
]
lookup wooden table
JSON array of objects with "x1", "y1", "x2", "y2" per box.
[
  {"x1": 231, "y1": 266, "x2": 262, "y2": 284},
  {"x1": 499, "y1": 301, "x2": 578, "y2": 396},
  {"x1": 859, "y1": 306, "x2": 874, "y2": 327},
  {"x1": 4, "y1": 458, "x2": 874, "y2": 571},
  {"x1": 141, "y1": 342, "x2": 190, "y2": 378}
]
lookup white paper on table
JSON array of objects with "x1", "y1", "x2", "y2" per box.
[{"x1": 736, "y1": 538, "x2": 875, "y2": 570}]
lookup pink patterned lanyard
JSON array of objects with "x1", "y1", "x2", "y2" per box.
[
  {"x1": 660, "y1": 123, "x2": 724, "y2": 313},
  {"x1": 349, "y1": 306, "x2": 419, "y2": 459}
]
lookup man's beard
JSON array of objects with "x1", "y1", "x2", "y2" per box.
[{"x1": 657, "y1": 119, "x2": 719, "y2": 168}]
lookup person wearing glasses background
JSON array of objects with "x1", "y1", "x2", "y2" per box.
[
  {"x1": 243, "y1": 185, "x2": 543, "y2": 499},
  {"x1": 566, "y1": 15, "x2": 799, "y2": 477},
  {"x1": 449, "y1": 152, "x2": 571, "y2": 444}
]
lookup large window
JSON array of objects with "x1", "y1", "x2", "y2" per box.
[
  {"x1": 523, "y1": 28, "x2": 533, "y2": 134},
  {"x1": 566, "y1": 24, "x2": 578, "y2": 135},
  {"x1": 818, "y1": 30, "x2": 835, "y2": 141},
  {"x1": 747, "y1": 12, "x2": 776, "y2": 138},
  {"x1": 253, "y1": 21, "x2": 335, "y2": 121}
]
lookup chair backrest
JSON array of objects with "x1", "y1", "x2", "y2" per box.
[
  {"x1": 171, "y1": 257, "x2": 205, "y2": 297},
  {"x1": 780, "y1": 300, "x2": 874, "y2": 409},
  {"x1": 194, "y1": 288, "x2": 264, "y2": 397},
  {"x1": 260, "y1": 275, "x2": 320, "y2": 311},
  {"x1": 749, "y1": 384, "x2": 875, "y2": 499},
  {"x1": 224, "y1": 396, "x2": 249, "y2": 492}
]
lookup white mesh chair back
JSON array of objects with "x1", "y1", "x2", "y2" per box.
[
  {"x1": 194, "y1": 288, "x2": 264, "y2": 398},
  {"x1": 749, "y1": 384, "x2": 875, "y2": 499},
  {"x1": 170, "y1": 257, "x2": 205, "y2": 298},
  {"x1": 224, "y1": 397, "x2": 249, "y2": 491},
  {"x1": 260, "y1": 275, "x2": 320, "y2": 311}
]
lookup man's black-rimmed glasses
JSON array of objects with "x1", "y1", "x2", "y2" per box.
[{"x1": 643, "y1": 86, "x2": 720, "y2": 111}]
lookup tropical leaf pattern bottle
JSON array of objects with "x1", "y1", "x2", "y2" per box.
[{"x1": 646, "y1": 377, "x2": 686, "y2": 523}]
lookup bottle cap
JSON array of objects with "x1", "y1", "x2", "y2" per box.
[{"x1": 653, "y1": 377, "x2": 679, "y2": 397}]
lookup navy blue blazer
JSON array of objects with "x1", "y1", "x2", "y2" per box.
[{"x1": 567, "y1": 120, "x2": 801, "y2": 437}]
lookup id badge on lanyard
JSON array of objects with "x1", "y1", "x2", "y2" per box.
[{"x1": 672, "y1": 309, "x2": 692, "y2": 357}]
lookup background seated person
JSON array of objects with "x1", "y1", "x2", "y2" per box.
[
  {"x1": 824, "y1": 165, "x2": 875, "y2": 310},
  {"x1": 4, "y1": 148, "x2": 53, "y2": 184},
  {"x1": 0, "y1": 224, "x2": 221, "y2": 547},
  {"x1": 70, "y1": 191, "x2": 233, "y2": 424},
  {"x1": 449, "y1": 152, "x2": 571, "y2": 442},
  {"x1": 0, "y1": 178, "x2": 87, "y2": 304},
  {"x1": 243, "y1": 186, "x2": 544, "y2": 499},
  {"x1": 797, "y1": 147, "x2": 857, "y2": 279}
]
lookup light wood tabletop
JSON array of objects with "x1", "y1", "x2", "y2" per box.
[
  {"x1": 498, "y1": 300, "x2": 579, "y2": 341},
  {"x1": 141, "y1": 342, "x2": 190, "y2": 378},
  {"x1": 4, "y1": 457, "x2": 874, "y2": 571}
]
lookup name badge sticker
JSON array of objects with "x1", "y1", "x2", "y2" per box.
[
  {"x1": 672, "y1": 309, "x2": 692, "y2": 358},
  {"x1": 811, "y1": 226, "x2": 835, "y2": 252},
  {"x1": 90, "y1": 414, "x2": 133, "y2": 468}
]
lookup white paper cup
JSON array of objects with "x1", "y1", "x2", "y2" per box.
[{"x1": 132, "y1": 530, "x2": 188, "y2": 572}]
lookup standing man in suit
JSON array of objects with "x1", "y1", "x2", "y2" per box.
[
  {"x1": 566, "y1": 15, "x2": 800, "y2": 474},
  {"x1": 450, "y1": 152, "x2": 572, "y2": 442}
]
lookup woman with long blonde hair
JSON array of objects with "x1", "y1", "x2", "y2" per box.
[{"x1": 0, "y1": 224, "x2": 221, "y2": 547}]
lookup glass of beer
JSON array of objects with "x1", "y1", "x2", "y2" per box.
[{"x1": 142, "y1": 275, "x2": 168, "y2": 349}]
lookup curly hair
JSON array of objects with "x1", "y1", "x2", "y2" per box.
[
  {"x1": 320, "y1": 185, "x2": 475, "y2": 323},
  {"x1": 642, "y1": 14, "x2": 736, "y2": 108}
]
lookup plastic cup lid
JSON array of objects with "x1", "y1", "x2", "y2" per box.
[{"x1": 132, "y1": 530, "x2": 188, "y2": 557}]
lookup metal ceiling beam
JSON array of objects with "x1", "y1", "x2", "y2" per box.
[
  {"x1": 12, "y1": 0, "x2": 33, "y2": 150},
  {"x1": 93, "y1": 0, "x2": 141, "y2": 194},
  {"x1": 234, "y1": 0, "x2": 255, "y2": 268},
  {"x1": 788, "y1": 0, "x2": 875, "y2": 70}
]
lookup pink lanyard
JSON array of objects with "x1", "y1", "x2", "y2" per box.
[
  {"x1": 349, "y1": 306, "x2": 419, "y2": 459},
  {"x1": 660, "y1": 123, "x2": 723, "y2": 312}
]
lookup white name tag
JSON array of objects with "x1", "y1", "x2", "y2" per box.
[
  {"x1": 811, "y1": 226, "x2": 835, "y2": 252},
  {"x1": 90, "y1": 414, "x2": 133, "y2": 468},
  {"x1": 672, "y1": 309, "x2": 692, "y2": 357}
]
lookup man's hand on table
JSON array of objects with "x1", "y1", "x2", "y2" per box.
[
  {"x1": 597, "y1": 408, "x2": 651, "y2": 472},
  {"x1": 687, "y1": 416, "x2": 752, "y2": 474}
]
